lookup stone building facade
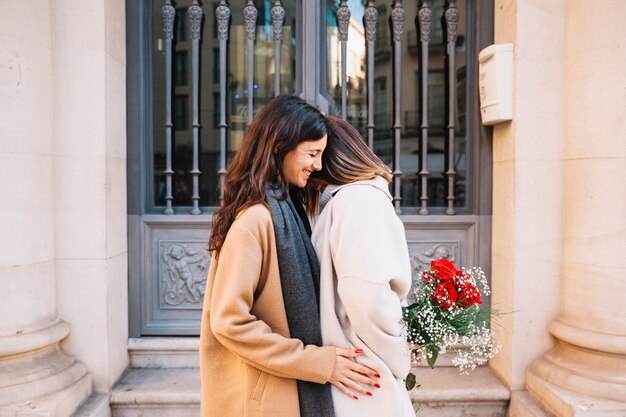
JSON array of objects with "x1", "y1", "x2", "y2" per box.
[{"x1": 0, "y1": 1, "x2": 624, "y2": 416}]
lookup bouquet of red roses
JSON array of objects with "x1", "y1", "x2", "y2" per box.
[{"x1": 402, "y1": 259, "x2": 501, "y2": 388}]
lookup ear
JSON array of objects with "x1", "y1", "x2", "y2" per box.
[{"x1": 273, "y1": 144, "x2": 281, "y2": 154}]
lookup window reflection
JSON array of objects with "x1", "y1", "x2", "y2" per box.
[
  {"x1": 152, "y1": 0, "x2": 296, "y2": 209},
  {"x1": 326, "y1": 0, "x2": 469, "y2": 209}
]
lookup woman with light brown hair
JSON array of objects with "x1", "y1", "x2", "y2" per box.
[
  {"x1": 200, "y1": 97, "x2": 379, "y2": 417},
  {"x1": 311, "y1": 116, "x2": 415, "y2": 417}
]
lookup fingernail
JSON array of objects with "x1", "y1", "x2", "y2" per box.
[
  {"x1": 375, "y1": 383, "x2": 380, "y2": 388},
  {"x1": 374, "y1": 373, "x2": 381, "y2": 378},
  {"x1": 355, "y1": 349, "x2": 363, "y2": 354},
  {"x1": 366, "y1": 392, "x2": 372, "y2": 396},
  {"x1": 353, "y1": 396, "x2": 358, "y2": 400}
]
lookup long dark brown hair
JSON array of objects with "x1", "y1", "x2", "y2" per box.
[{"x1": 209, "y1": 95, "x2": 328, "y2": 255}]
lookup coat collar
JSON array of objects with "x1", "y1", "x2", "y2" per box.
[{"x1": 318, "y1": 176, "x2": 392, "y2": 213}]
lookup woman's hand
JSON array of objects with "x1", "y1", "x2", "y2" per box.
[{"x1": 328, "y1": 347, "x2": 381, "y2": 399}]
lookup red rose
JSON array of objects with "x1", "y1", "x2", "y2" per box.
[
  {"x1": 457, "y1": 284, "x2": 482, "y2": 308},
  {"x1": 431, "y1": 281, "x2": 457, "y2": 309},
  {"x1": 430, "y1": 259, "x2": 460, "y2": 281}
]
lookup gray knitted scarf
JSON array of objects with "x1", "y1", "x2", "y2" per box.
[{"x1": 265, "y1": 187, "x2": 335, "y2": 417}]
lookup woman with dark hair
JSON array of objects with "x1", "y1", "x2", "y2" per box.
[
  {"x1": 311, "y1": 116, "x2": 415, "y2": 416},
  {"x1": 200, "y1": 97, "x2": 379, "y2": 417}
]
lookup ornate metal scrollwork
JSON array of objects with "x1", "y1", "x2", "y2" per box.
[
  {"x1": 216, "y1": 1, "x2": 231, "y2": 41},
  {"x1": 161, "y1": 243, "x2": 210, "y2": 306},
  {"x1": 161, "y1": 1, "x2": 176, "y2": 40},
  {"x1": 244, "y1": 1, "x2": 258, "y2": 41},
  {"x1": 188, "y1": 1, "x2": 203, "y2": 41},
  {"x1": 337, "y1": 1, "x2": 351, "y2": 42},
  {"x1": 271, "y1": 1, "x2": 285, "y2": 41},
  {"x1": 418, "y1": 0, "x2": 432, "y2": 43},
  {"x1": 445, "y1": 0, "x2": 459, "y2": 43},
  {"x1": 391, "y1": 1, "x2": 405, "y2": 43},
  {"x1": 364, "y1": 1, "x2": 378, "y2": 43}
]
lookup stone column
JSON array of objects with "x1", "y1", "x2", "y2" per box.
[
  {"x1": 52, "y1": 0, "x2": 129, "y2": 393},
  {"x1": 0, "y1": 1, "x2": 91, "y2": 415},
  {"x1": 490, "y1": 0, "x2": 566, "y2": 391},
  {"x1": 527, "y1": 1, "x2": 626, "y2": 414}
]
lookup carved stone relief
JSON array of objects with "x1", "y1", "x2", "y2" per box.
[
  {"x1": 160, "y1": 242, "x2": 210, "y2": 307},
  {"x1": 408, "y1": 241, "x2": 458, "y2": 273}
]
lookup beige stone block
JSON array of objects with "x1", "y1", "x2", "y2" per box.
[
  {"x1": 106, "y1": 252, "x2": 129, "y2": 391},
  {"x1": 105, "y1": 55, "x2": 127, "y2": 160},
  {"x1": 564, "y1": 2, "x2": 626, "y2": 161},
  {"x1": 563, "y1": 158, "x2": 626, "y2": 251},
  {"x1": 57, "y1": 255, "x2": 128, "y2": 392},
  {"x1": 54, "y1": 154, "x2": 107, "y2": 259},
  {"x1": 0, "y1": 261, "x2": 57, "y2": 332},
  {"x1": 0, "y1": 15, "x2": 54, "y2": 155},
  {"x1": 57, "y1": 258, "x2": 110, "y2": 387},
  {"x1": 52, "y1": 1, "x2": 107, "y2": 158},
  {"x1": 565, "y1": 60, "x2": 626, "y2": 160},
  {"x1": 491, "y1": 157, "x2": 564, "y2": 389},
  {"x1": 0, "y1": 153, "x2": 55, "y2": 266},
  {"x1": 106, "y1": 156, "x2": 128, "y2": 258},
  {"x1": 561, "y1": 260, "x2": 626, "y2": 336},
  {"x1": 105, "y1": 0, "x2": 126, "y2": 66},
  {"x1": 53, "y1": 67, "x2": 106, "y2": 157},
  {"x1": 560, "y1": 157, "x2": 626, "y2": 335},
  {"x1": 513, "y1": 3, "x2": 565, "y2": 163},
  {"x1": 493, "y1": 121, "x2": 516, "y2": 162},
  {"x1": 495, "y1": 0, "x2": 516, "y2": 44}
]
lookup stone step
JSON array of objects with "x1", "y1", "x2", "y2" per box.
[
  {"x1": 410, "y1": 366, "x2": 510, "y2": 416},
  {"x1": 509, "y1": 390, "x2": 555, "y2": 417},
  {"x1": 73, "y1": 393, "x2": 111, "y2": 417},
  {"x1": 128, "y1": 338, "x2": 199, "y2": 369},
  {"x1": 111, "y1": 364, "x2": 510, "y2": 417},
  {"x1": 110, "y1": 368, "x2": 199, "y2": 417}
]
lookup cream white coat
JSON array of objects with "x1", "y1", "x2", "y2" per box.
[{"x1": 312, "y1": 177, "x2": 414, "y2": 417}]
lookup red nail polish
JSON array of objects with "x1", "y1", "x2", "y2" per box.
[
  {"x1": 355, "y1": 349, "x2": 363, "y2": 354},
  {"x1": 375, "y1": 383, "x2": 380, "y2": 388},
  {"x1": 353, "y1": 396, "x2": 358, "y2": 400},
  {"x1": 366, "y1": 392, "x2": 372, "y2": 396},
  {"x1": 374, "y1": 373, "x2": 381, "y2": 378}
]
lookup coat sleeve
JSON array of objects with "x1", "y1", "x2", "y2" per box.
[
  {"x1": 330, "y1": 188, "x2": 412, "y2": 380},
  {"x1": 209, "y1": 222, "x2": 336, "y2": 384}
]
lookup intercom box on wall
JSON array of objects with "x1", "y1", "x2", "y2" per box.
[{"x1": 478, "y1": 43, "x2": 513, "y2": 125}]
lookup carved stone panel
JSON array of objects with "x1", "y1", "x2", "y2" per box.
[
  {"x1": 140, "y1": 217, "x2": 212, "y2": 335},
  {"x1": 408, "y1": 241, "x2": 459, "y2": 273},
  {"x1": 159, "y1": 241, "x2": 210, "y2": 309}
]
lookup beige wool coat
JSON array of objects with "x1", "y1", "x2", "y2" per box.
[
  {"x1": 312, "y1": 177, "x2": 415, "y2": 417},
  {"x1": 200, "y1": 204, "x2": 336, "y2": 417}
]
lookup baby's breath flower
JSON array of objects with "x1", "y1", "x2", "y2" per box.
[{"x1": 402, "y1": 264, "x2": 501, "y2": 377}]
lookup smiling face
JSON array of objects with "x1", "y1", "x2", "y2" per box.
[{"x1": 281, "y1": 135, "x2": 327, "y2": 188}]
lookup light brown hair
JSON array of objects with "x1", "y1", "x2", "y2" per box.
[{"x1": 316, "y1": 115, "x2": 392, "y2": 185}]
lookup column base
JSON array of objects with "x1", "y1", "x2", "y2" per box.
[
  {"x1": 526, "y1": 369, "x2": 626, "y2": 417},
  {"x1": 0, "y1": 320, "x2": 91, "y2": 416},
  {"x1": 531, "y1": 340, "x2": 626, "y2": 402},
  {"x1": 0, "y1": 372, "x2": 92, "y2": 417}
]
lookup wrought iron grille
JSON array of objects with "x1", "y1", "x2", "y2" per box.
[{"x1": 152, "y1": 0, "x2": 471, "y2": 215}]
